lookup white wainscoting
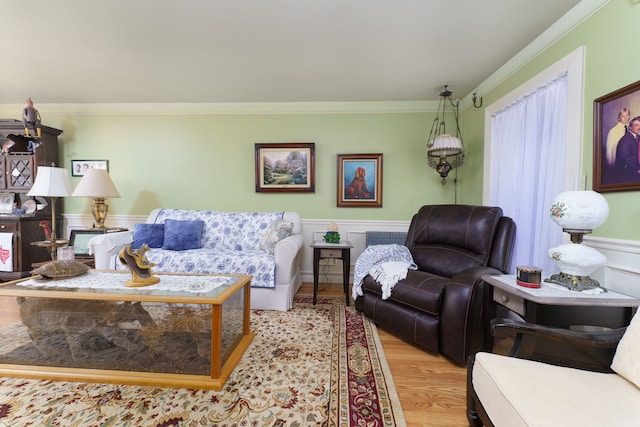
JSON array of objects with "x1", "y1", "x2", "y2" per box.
[
  {"x1": 62, "y1": 214, "x2": 146, "y2": 241},
  {"x1": 63, "y1": 214, "x2": 640, "y2": 298},
  {"x1": 300, "y1": 219, "x2": 410, "y2": 283},
  {"x1": 585, "y1": 236, "x2": 640, "y2": 298}
]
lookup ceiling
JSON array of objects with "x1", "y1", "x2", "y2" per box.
[{"x1": 2, "y1": 0, "x2": 584, "y2": 105}]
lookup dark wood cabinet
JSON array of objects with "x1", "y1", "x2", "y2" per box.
[
  {"x1": 0, "y1": 119, "x2": 62, "y2": 280},
  {"x1": 0, "y1": 216, "x2": 63, "y2": 280}
]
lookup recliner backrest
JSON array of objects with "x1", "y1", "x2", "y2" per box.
[
  {"x1": 405, "y1": 205, "x2": 505, "y2": 277},
  {"x1": 487, "y1": 216, "x2": 517, "y2": 273}
]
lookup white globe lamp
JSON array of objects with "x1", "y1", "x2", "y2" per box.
[{"x1": 546, "y1": 190, "x2": 609, "y2": 291}]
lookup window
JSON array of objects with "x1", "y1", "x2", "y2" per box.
[{"x1": 483, "y1": 47, "x2": 584, "y2": 273}]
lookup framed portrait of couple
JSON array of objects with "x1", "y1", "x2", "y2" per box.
[
  {"x1": 337, "y1": 153, "x2": 383, "y2": 208},
  {"x1": 594, "y1": 79, "x2": 640, "y2": 193}
]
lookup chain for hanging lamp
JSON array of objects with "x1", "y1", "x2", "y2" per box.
[{"x1": 426, "y1": 85, "x2": 465, "y2": 185}]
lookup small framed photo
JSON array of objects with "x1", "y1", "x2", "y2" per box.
[
  {"x1": 69, "y1": 229, "x2": 107, "y2": 258},
  {"x1": 255, "y1": 143, "x2": 315, "y2": 192},
  {"x1": 337, "y1": 153, "x2": 383, "y2": 207},
  {"x1": 71, "y1": 160, "x2": 109, "y2": 177},
  {"x1": 594, "y1": 80, "x2": 640, "y2": 192},
  {"x1": 0, "y1": 193, "x2": 14, "y2": 214}
]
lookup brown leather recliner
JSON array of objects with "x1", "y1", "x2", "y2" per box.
[{"x1": 355, "y1": 205, "x2": 516, "y2": 365}]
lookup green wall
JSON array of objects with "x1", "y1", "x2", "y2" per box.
[
  {"x1": 7, "y1": 1, "x2": 637, "y2": 233},
  {"x1": 31, "y1": 110, "x2": 460, "y2": 219},
  {"x1": 459, "y1": 0, "x2": 640, "y2": 240}
]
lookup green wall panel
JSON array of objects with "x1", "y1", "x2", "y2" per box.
[{"x1": 35, "y1": 111, "x2": 463, "y2": 219}]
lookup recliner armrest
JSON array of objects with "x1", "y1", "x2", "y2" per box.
[
  {"x1": 491, "y1": 318, "x2": 626, "y2": 373},
  {"x1": 450, "y1": 266, "x2": 503, "y2": 287}
]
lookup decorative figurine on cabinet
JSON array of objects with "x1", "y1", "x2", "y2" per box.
[
  {"x1": 22, "y1": 97, "x2": 42, "y2": 139},
  {"x1": 2, "y1": 133, "x2": 40, "y2": 154}
]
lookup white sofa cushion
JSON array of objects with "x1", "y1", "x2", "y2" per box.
[
  {"x1": 473, "y1": 352, "x2": 640, "y2": 427},
  {"x1": 612, "y1": 310, "x2": 640, "y2": 389}
]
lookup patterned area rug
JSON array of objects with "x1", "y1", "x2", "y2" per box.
[{"x1": 0, "y1": 295, "x2": 405, "y2": 426}]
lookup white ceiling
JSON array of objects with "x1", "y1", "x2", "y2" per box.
[{"x1": 2, "y1": 0, "x2": 584, "y2": 104}]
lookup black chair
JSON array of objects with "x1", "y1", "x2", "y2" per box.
[
  {"x1": 467, "y1": 318, "x2": 630, "y2": 426},
  {"x1": 355, "y1": 205, "x2": 516, "y2": 365}
]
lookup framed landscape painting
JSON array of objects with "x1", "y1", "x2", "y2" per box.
[
  {"x1": 255, "y1": 143, "x2": 315, "y2": 193},
  {"x1": 337, "y1": 153, "x2": 382, "y2": 207},
  {"x1": 593, "y1": 79, "x2": 640, "y2": 193}
]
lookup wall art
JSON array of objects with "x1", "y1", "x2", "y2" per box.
[
  {"x1": 594, "y1": 80, "x2": 640, "y2": 192},
  {"x1": 337, "y1": 153, "x2": 382, "y2": 207},
  {"x1": 255, "y1": 143, "x2": 315, "y2": 193},
  {"x1": 71, "y1": 160, "x2": 109, "y2": 177}
]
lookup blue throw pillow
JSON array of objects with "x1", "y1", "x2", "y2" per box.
[
  {"x1": 132, "y1": 223, "x2": 165, "y2": 249},
  {"x1": 162, "y1": 219, "x2": 204, "y2": 251}
]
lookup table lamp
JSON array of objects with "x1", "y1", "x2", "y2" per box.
[
  {"x1": 72, "y1": 167, "x2": 121, "y2": 229},
  {"x1": 546, "y1": 190, "x2": 609, "y2": 291},
  {"x1": 27, "y1": 165, "x2": 73, "y2": 259}
]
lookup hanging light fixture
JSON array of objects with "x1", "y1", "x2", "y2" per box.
[{"x1": 427, "y1": 85, "x2": 464, "y2": 185}]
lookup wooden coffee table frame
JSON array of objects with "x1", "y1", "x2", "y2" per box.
[{"x1": 0, "y1": 271, "x2": 254, "y2": 390}]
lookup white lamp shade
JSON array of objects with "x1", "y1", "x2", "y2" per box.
[
  {"x1": 27, "y1": 166, "x2": 73, "y2": 197},
  {"x1": 72, "y1": 167, "x2": 121, "y2": 198},
  {"x1": 427, "y1": 134, "x2": 463, "y2": 157},
  {"x1": 549, "y1": 190, "x2": 609, "y2": 230}
]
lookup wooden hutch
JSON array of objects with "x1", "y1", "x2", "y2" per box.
[{"x1": 0, "y1": 119, "x2": 62, "y2": 281}]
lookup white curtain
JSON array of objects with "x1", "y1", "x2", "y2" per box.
[{"x1": 489, "y1": 73, "x2": 568, "y2": 274}]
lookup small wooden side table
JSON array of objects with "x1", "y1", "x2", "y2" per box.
[{"x1": 311, "y1": 240, "x2": 353, "y2": 306}]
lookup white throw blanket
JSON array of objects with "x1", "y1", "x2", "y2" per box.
[{"x1": 352, "y1": 244, "x2": 417, "y2": 301}]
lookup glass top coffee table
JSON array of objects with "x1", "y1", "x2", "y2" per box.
[{"x1": 0, "y1": 270, "x2": 253, "y2": 390}]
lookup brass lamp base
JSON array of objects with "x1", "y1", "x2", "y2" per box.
[
  {"x1": 91, "y1": 197, "x2": 109, "y2": 229},
  {"x1": 544, "y1": 272, "x2": 604, "y2": 292}
]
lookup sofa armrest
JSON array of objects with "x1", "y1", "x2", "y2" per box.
[
  {"x1": 274, "y1": 233, "x2": 303, "y2": 286},
  {"x1": 88, "y1": 231, "x2": 134, "y2": 270},
  {"x1": 492, "y1": 317, "x2": 625, "y2": 373}
]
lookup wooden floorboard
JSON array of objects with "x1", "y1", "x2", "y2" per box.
[
  {"x1": 0, "y1": 284, "x2": 472, "y2": 427},
  {"x1": 300, "y1": 282, "x2": 469, "y2": 427}
]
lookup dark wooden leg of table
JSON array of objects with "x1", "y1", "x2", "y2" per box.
[
  {"x1": 313, "y1": 248, "x2": 320, "y2": 305},
  {"x1": 343, "y1": 249, "x2": 350, "y2": 306}
]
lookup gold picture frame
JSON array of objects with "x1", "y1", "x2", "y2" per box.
[{"x1": 337, "y1": 153, "x2": 383, "y2": 208}]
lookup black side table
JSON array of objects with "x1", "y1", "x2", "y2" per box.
[{"x1": 311, "y1": 240, "x2": 353, "y2": 306}]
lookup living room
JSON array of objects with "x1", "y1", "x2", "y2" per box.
[{"x1": 1, "y1": 0, "x2": 639, "y2": 426}]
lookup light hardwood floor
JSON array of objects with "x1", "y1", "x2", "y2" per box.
[
  {"x1": 301, "y1": 282, "x2": 470, "y2": 427},
  {"x1": 0, "y1": 284, "x2": 472, "y2": 427}
]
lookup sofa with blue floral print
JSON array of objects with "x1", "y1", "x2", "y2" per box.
[{"x1": 89, "y1": 208, "x2": 304, "y2": 311}]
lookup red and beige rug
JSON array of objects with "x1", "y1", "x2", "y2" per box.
[{"x1": 0, "y1": 295, "x2": 405, "y2": 426}]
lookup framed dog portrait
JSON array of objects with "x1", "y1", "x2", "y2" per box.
[
  {"x1": 594, "y1": 79, "x2": 640, "y2": 193},
  {"x1": 337, "y1": 153, "x2": 382, "y2": 207},
  {"x1": 255, "y1": 143, "x2": 315, "y2": 193}
]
